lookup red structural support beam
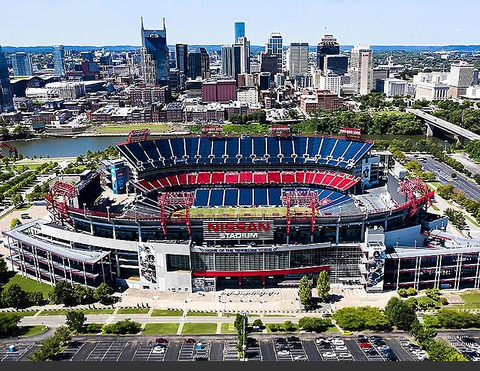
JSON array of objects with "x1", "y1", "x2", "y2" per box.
[{"x1": 158, "y1": 191, "x2": 196, "y2": 237}]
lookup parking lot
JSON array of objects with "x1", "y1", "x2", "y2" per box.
[{"x1": 1, "y1": 335, "x2": 478, "y2": 361}]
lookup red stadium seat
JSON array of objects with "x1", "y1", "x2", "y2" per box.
[
  {"x1": 240, "y1": 171, "x2": 253, "y2": 183},
  {"x1": 282, "y1": 171, "x2": 295, "y2": 183},
  {"x1": 211, "y1": 172, "x2": 224, "y2": 184},
  {"x1": 166, "y1": 175, "x2": 179, "y2": 187},
  {"x1": 253, "y1": 172, "x2": 267, "y2": 183},
  {"x1": 305, "y1": 171, "x2": 315, "y2": 184},
  {"x1": 177, "y1": 173, "x2": 187, "y2": 185},
  {"x1": 159, "y1": 177, "x2": 170, "y2": 188},
  {"x1": 187, "y1": 173, "x2": 197, "y2": 185},
  {"x1": 225, "y1": 172, "x2": 239, "y2": 184},
  {"x1": 197, "y1": 172, "x2": 211, "y2": 184},
  {"x1": 268, "y1": 171, "x2": 281, "y2": 184},
  {"x1": 295, "y1": 171, "x2": 306, "y2": 184}
]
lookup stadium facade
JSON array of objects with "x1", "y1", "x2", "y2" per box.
[{"x1": 4, "y1": 129, "x2": 480, "y2": 293}]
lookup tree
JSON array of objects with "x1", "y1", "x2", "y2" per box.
[
  {"x1": 9, "y1": 218, "x2": 21, "y2": 229},
  {"x1": 410, "y1": 320, "x2": 436, "y2": 348},
  {"x1": 66, "y1": 311, "x2": 86, "y2": 333},
  {"x1": 0, "y1": 256, "x2": 8, "y2": 282},
  {"x1": 103, "y1": 318, "x2": 141, "y2": 335},
  {"x1": 298, "y1": 275, "x2": 313, "y2": 309},
  {"x1": 73, "y1": 285, "x2": 94, "y2": 305},
  {"x1": 384, "y1": 297, "x2": 417, "y2": 330},
  {"x1": 49, "y1": 280, "x2": 75, "y2": 306},
  {"x1": 298, "y1": 316, "x2": 332, "y2": 332},
  {"x1": 28, "y1": 326, "x2": 71, "y2": 361},
  {"x1": 316, "y1": 271, "x2": 330, "y2": 302},
  {"x1": 1, "y1": 283, "x2": 29, "y2": 308},
  {"x1": 11, "y1": 193, "x2": 23, "y2": 207},
  {"x1": 234, "y1": 313, "x2": 249, "y2": 335},
  {"x1": 0, "y1": 313, "x2": 21, "y2": 337},
  {"x1": 93, "y1": 283, "x2": 114, "y2": 304}
]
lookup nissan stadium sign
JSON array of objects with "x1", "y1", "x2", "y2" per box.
[{"x1": 203, "y1": 220, "x2": 274, "y2": 240}]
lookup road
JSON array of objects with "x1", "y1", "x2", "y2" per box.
[{"x1": 408, "y1": 154, "x2": 480, "y2": 201}]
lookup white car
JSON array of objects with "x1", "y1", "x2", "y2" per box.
[
  {"x1": 331, "y1": 339, "x2": 345, "y2": 346},
  {"x1": 338, "y1": 353, "x2": 352, "y2": 358},
  {"x1": 152, "y1": 345, "x2": 165, "y2": 354},
  {"x1": 277, "y1": 350, "x2": 290, "y2": 356},
  {"x1": 322, "y1": 352, "x2": 336, "y2": 359},
  {"x1": 335, "y1": 346, "x2": 348, "y2": 351},
  {"x1": 293, "y1": 355, "x2": 307, "y2": 361}
]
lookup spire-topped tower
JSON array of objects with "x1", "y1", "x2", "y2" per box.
[{"x1": 141, "y1": 16, "x2": 144, "y2": 31}]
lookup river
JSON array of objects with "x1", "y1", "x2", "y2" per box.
[{"x1": 6, "y1": 133, "x2": 448, "y2": 158}]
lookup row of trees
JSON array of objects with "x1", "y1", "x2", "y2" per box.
[
  {"x1": 49, "y1": 281, "x2": 114, "y2": 306},
  {"x1": 298, "y1": 271, "x2": 330, "y2": 310},
  {"x1": 227, "y1": 110, "x2": 267, "y2": 125},
  {"x1": 436, "y1": 183, "x2": 480, "y2": 223}
]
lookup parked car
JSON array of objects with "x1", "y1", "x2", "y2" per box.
[
  {"x1": 152, "y1": 345, "x2": 165, "y2": 354},
  {"x1": 155, "y1": 337, "x2": 168, "y2": 344},
  {"x1": 357, "y1": 335, "x2": 368, "y2": 343},
  {"x1": 293, "y1": 355, "x2": 307, "y2": 361},
  {"x1": 322, "y1": 352, "x2": 336, "y2": 359},
  {"x1": 287, "y1": 336, "x2": 300, "y2": 342},
  {"x1": 359, "y1": 342, "x2": 373, "y2": 348},
  {"x1": 184, "y1": 338, "x2": 195, "y2": 343},
  {"x1": 277, "y1": 350, "x2": 290, "y2": 356},
  {"x1": 341, "y1": 330, "x2": 353, "y2": 336}
]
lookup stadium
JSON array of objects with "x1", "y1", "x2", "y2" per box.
[{"x1": 5, "y1": 126, "x2": 479, "y2": 294}]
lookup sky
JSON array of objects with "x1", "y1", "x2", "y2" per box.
[{"x1": 1, "y1": 0, "x2": 479, "y2": 47}]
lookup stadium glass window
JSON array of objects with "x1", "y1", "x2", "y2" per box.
[{"x1": 166, "y1": 254, "x2": 190, "y2": 271}]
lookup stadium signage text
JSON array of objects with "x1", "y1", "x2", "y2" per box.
[{"x1": 203, "y1": 220, "x2": 274, "y2": 240}]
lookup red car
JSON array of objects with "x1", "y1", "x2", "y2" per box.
[
  {"x1": 155, "y1": 338, "x2": 168, "y2": 344},
  {"x1": 184, "y1": 338, "x2": 195, "y2": 343},
  {"x1": 359, "y1": 342, "x2": 373, "y2": 348}
]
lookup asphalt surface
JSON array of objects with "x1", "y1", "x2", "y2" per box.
[
  {"x1": 2, "y1": 332, "x2": 476, "y2": 362},
  {"x1": 408, "y1": 154, "x2": 480, "y2": 200}
]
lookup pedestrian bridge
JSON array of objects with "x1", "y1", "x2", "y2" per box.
[{"x1": 407, "y1": 108, "x2": 480, "y2": 143}]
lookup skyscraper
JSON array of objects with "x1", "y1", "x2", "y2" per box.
[
  {"x1": 221, "y1": 45, "x2": 233, "y2": 77},
  {"x1": 287, "y1": 43, "x2": 309, "y2": 77},
  {"x1": 234, "y1": 22, "x2": 245, "y2": 43},
  {"x1": 316, "y1": 34, "x2": 340, "y2": 70},
  {"x1": 11, "y1": 52, "x2": 33, "y2": 76},
  {"x1": 175, "y1": 44, "x2": 188, "y2": 75},
  {"x1": 53, "y1": 45, "x2": 66, "y2": 78},
  {"x1": 141, "y1": 17, "x2": 169, "y2": 86},
  {"x1": 349, "y1": 44, "x2": 373, "y2": 95},
  {"x1": 265, "y1": 33, "x2": 283, "y2": 73},
  {"x1": 237, "y1": 36, "x2": 250, "y2": 74},
  {"x1": 0, "y1": 46, "x2": 13, "y2": 113},
  {"x1": 187, "y1": 48, "x2": 210, "y2": 79}
]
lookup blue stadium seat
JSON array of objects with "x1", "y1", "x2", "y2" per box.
[
  {"x1": 195, "y1": 189, "x2": 209, "y2": 207},
  {"x1": 225, "y1": 137, "x2": 240, "y2": 163},
  {"x1": 280, "y1": 138, "x2": 294, "y2": 158},
  {"x1": 253, "y1": 137, "x2": 266, "y2": 158},
  {"x1": 268, "y1": 188, "x2": 282, "y2": 206},
  {"x1": 170, "y1": 138, "x2": 185, "y2": 159},
  {"x1": 239, "y1": 188, "x2": 253, "y2": 206},
  {"x1": 254, "y1": 188, "x2": 268, "y2": 206},
  {"x1": 209, "y1": 189, "x2": 224, "y2": 206},
  {"x1": 185, "y1": 137, "x2": 200, "y2": 163},
  {"x1": 266, "y1": 137, "x2": 279, "y2": 157},
  {"x1": 240, "y1": 137, "x2": 253, "y2": 163},
  {"x1": 224, "y1": 189, "x2": 238, "y2": 206}
]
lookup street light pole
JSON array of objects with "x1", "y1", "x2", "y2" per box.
[{"x1": 242, "y1": 311, "x2": 248, "y2": 361}]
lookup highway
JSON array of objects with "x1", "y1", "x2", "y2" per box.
[{"x1": 407, "y1": 154, "x2": 480, "y2": 201}]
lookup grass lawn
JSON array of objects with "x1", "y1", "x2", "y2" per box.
[
  {"x1": 4, "y1": 274, "x2": 53, "y2": 299},
  {"x1": 150, "y1": 309, "x2": 183, "y2": 316},
  {"x1": 457, "y1": 291, "x2": 480, "y2": 310},
  {"x1": 325, "y1": 326, "x2": 339, "y2": 333},
  {"x1": 18, "y1": 325, "x2": 49, "y2": 337},
  {"x1": 116, "y1": 308, "x2": 150, "y2": 315},
  {"x1": 96, "y1": 124, "x2": 173, "y2": 134},
  {"x1": 175, "y1": 206, "x2": 312, "y2": 220},
  {"x1": 9, "y1": 310, "x2": 38, "y2": 317},
  {"x1": 430, "y1": 203, "x2": 440, "y2": 211},
  {"x1": 464, "y1": 214, "x2": 480, "y2": 228},
  {"x1": 14, "y1": 205, "x2": 32, "y2": 211},
  {"x1": 430, "y1": 182, "x2": 442, "y2": 188},
  {"x1": 221, "y1": 323, "x2": 237, "y2": 334},
  {"x1": 181, "y1": 322, "x2": 217, "y2": 335},
  {"x1": 186, "y1": 310, "x2": 218, "y2": 316},
  {"x1": 141, "y1": 323, "x2": 180, "y2": 335},
  {"x1": 39, "y1": 308, "x2": 115, "y2": 316}
]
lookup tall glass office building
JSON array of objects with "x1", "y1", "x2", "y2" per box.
[
  {"x1": 11, "y1": 52, "x2": 33, "y2": 76},
  {"x1": 53, "y1": 45, "x2": 66, "y2": 78},
  {"x1": 0, "y1": 46, "x2": 13, "y2": 112},
  {"x1": 234, "y1": 22, "x2": 245, "y2": 42},
  {"x1": 141, "y1": 17, "x2": 169, "y2": 86}
]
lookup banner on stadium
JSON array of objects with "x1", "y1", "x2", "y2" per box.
[{"x1": 203, "y1": 220, "x2": 274, "y2": 240}]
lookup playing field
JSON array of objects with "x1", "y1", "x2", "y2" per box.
[{"x1": 171, "y1": 206, "x2": 315, "y2": 219}]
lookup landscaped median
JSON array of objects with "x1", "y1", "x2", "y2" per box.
[{"x1": 38, "y1": 308, "x2": 115, "y2": 316}]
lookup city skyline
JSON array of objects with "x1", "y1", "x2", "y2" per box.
[{"x1": 0, "y1": 0, "x2": 478, "y2": 47}]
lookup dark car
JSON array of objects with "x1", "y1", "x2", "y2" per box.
[
  {"x1": 384, "y1": 353, "x2": 398, "y2": 361},
  {"x1": 289, "y1": 342, "x2": 303, "y2": 349},
  {"x1": 373, "y1": 339, "x2": 386, "y2": 346},
  {"x1": 155, "y1": 337, "x2": 168, "y2": 344},
  {"x1": 184, "y1": 338, "x2": 195, "y2": 343},
  {"x1": 357, "y1": 335, "x2": 367, "y2": 343},
  {"x1": 366, "y1": 348, "x2": 378, "y2": 356},
  {"x1": 317, "y1": 341, "x2": 331, "y2": 349},
  {"x1": 275, "y1": 337, "x2": 287, "y2": 343},
  {"x1": 287, "y1": 336, "x2": 300, "y2": 342}
]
